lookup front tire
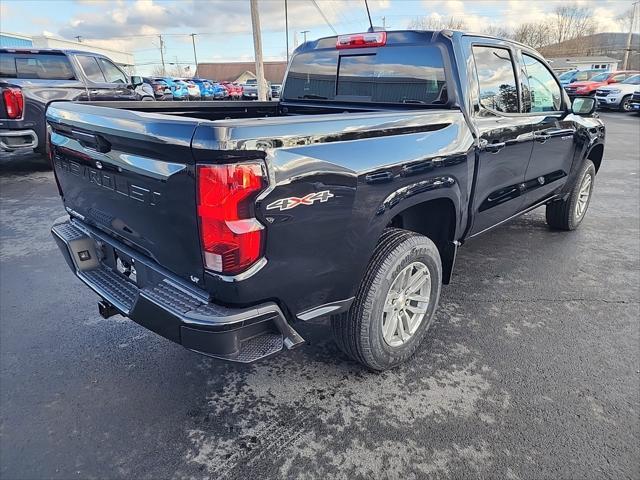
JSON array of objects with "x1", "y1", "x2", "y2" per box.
[
  {"x1": 619, "y1": 95, "x2": 632, "y2": 112},
  {"x1": 546, "y1": 159, "x2": 596, "y2": 230},
  {"x1": 331, "y1": 228, "x2": 442, "y2": 371}
]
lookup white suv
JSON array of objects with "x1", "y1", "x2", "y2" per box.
[{"x1": 596, "y1": 74, "x2": 640, "y2": 111}]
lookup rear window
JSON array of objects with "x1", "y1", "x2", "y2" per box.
[
  {"x1": 0, "y1": 52, "x2": 75, "y2": 80},
  {"x1": 283, "y1": 44, "x2": 448, "y2": 105}
]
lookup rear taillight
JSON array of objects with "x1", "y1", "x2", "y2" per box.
[
  {"x1": 197, "y1": 163, "x2": 267, "y2": 275},
  {"x1": 2, "y1": 87, "x2": 24, "y2": 119},
  {"x1": 336, "y1": 31, "x2": 387, "y2": 49}
]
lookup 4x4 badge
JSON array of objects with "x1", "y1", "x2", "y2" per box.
[{"x1": 266, "y1": 190, "x2": 334, "y2": 211}]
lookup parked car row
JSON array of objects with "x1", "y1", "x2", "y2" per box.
[
  {"x1": 560, "y1": 69, "x2": 640, "y2": 112},
  {"x1": 143, "y1": 77, "x2": 279, "y2": 101}
]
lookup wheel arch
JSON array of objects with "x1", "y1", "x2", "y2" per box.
[
  {"x1": 386, "y1": 197, "x2": 459, "y2": 284},
  {"x1": 586, "y1": 143, "x2": 604, "y2": 173}
]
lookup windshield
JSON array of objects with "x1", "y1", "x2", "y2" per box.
[
  {"x1": 589, "y1": 72, "x2": 609, "y2": 82},
  {"x1": 622, "y1": 74, "x2": 640, "y2": 84},
  {"x1": 245, "y1": 79, "x2": 257, "y2": 85},
  {"x1": 559, "y1": 71, "x2": 575, "y2": 80},
  {"x1": 283, "y1": 44, "x2": 448, "y2": 105}
]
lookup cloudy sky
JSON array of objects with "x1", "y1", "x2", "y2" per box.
[{"x1": 0, "y1": 0, "x2": 635, "y2": 75}]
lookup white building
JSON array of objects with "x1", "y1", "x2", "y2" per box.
[
  {"x1": 546, "y1": 56, "x2": 620, "y2": 73},
  {"x1": 1, "y1": 32, "x2": 134, "y2": 69}
]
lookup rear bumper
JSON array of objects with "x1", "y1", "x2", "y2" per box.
[
  {"x1": 51, "y1": 219, "x2": 304, "y2": 363},
  {"x1": 0, "y1": 128, "x2": 38, "y2": 153}
]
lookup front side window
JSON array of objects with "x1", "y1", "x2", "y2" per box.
[
  {"x1": 522, "y1": 54, "x2": 562, "y2": 112},
  {"x1": 96, "y1": 58, "x2": 126, "y2": 83},
  {"x1": 472, "y1": 46, "x2": 519, "y2": 113},
  {"x1": 77, "y1": 55, "x2": 105, "y2": 82}
]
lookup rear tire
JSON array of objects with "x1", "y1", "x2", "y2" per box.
[
  {"x1": 331, "y1": 228, "x2": 442, "y2": 371},
  {"x1": 546, "y1": 160, "x2": 596, "y2": 230}
]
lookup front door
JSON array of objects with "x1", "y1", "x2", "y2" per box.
[
  {"x1": 468, "y1": 45, "x2": 534, "y2": 235},
  {"x1": 520, "y1": 53, "x2": 576, "y2": 206},
  {"x1": 94, "y1": 57, "x2": 135, "y2": 100}
]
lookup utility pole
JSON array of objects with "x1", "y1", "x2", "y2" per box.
[
  {"x1": 285, "y1": 0, "x2": 290, "y2": 64},
  {"x1": 74, "y1": 36, "x2": 82, "y2": 43},
  {"x1": 623, "y1": 1, "x2": 639, "y2": 70},
  {"x1": 382, "y1": 16, "x2": 386, "y2": 29},
  {"x1": 301, "y1": 30, "x2": 309, "y2": 43},
  {"x1": 190, "y1": 33, "x2": 198, "y2": 77},
  {"x1": 250, "y1": 0, "x2": 268, "y2": 101},
  {"x1": 158, "y1": 35, "x2": 166, "y2": 77}
]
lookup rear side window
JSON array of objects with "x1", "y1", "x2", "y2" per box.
[
  {"x1": 0, "y1": 53, "x2": 75, "y2": 80},
  {"x1": 77, "y1": 55, "x2": 105, "y2": 82},
  {"x1": 472, "y1": 46, "x2": 519, "y2": 114},
  {"x1": 283, "y1": 45, "x2": 448, "y2": 105}
]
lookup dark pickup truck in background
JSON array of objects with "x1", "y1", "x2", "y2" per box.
[
  {"x1": 0, "y1": 48, "x2": 143, "y2": 158},
  {"x1": 47, "y1": 30, "x2": 605, "y2": 370}
]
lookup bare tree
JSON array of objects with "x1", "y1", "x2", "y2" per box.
[
  {"x1": 151, "y1": 65, "x2": 166, "y2": 77},
  {"x1": 552, "y1": 5, "x2": 597, "y2": 44},
  {"x1": 408, "y1": 16, "x2": 467, "y2": 31},
  {"x1": 513, "y1": 22, "x2": 553, "y2": 50},
  {"x1": 480, "y1": 25, "x2": 512, "y2": 39},
  {"x1": 616, "y1": 7, "x2": 636, "y2": 32},
  {"x1": 151, "y1": 64, "x2": 185, "y2": 77}
]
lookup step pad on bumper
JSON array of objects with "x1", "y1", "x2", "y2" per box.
[
  {"x1": 51, "y1": 219, "x2": 304, "y2": 363},
  {"x1": 81, "y1": 267, "x2": 138, "y2": 314}
]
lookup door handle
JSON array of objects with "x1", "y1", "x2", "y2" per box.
[
  {"x1": 483, "y1": 141, "x2": 506, "y2": 153},
  {"x1": 365, "y1": 171, "x2": 394, "y2": 184}
]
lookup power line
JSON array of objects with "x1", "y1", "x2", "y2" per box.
[{"x1": 310, "y1": 0, "x2": 337, "y2": 35}]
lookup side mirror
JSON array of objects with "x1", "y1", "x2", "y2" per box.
[
  {"x1": 572, "y1": 96, "x2": 596, "y2": 115},
  {"x1": 130, "y1": 75, "x2": 143, "y2": 87}
]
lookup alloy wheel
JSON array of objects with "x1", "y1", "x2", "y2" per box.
[
  {"x1": 575, "y1": 172, "x2": 593, "y2": 220},
  {"x1": 382, "y1": 262, "x2": 431, "y2": 347}
]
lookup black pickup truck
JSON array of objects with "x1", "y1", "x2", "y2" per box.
[
  {"x1": 0, "y1": 48, "x2": 143, "y2": 158},
  {"x1": 47, "y1": 30, "x2": 605, "y2": 370}
]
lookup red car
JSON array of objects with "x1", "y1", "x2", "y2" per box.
[
  {"x1": 220, "y1": 81, "x2": 243, "y2": 100},
  {"x1": 565, "y1": 70, "x2": 640, "y2": 97}
]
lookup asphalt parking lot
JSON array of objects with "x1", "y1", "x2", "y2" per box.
[{"x1": 1, "y1": 112, "x2": 638, "y2": 480}]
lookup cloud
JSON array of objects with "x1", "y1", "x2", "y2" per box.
[
  {"x1": 417, "y1": 0, "x2": 626, "y2": 33},
  {"x1": 0, "y1": 2, "x2": 12, "y2": 25},
  {"x1": 57, "y1": 0, "x2": 357, "y2": 41}
]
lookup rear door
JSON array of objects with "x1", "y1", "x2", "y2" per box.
[
  {"x1": 467, "y1": 43, "x2": 534, "y2": 235},
  {"x1": 47, "y1": 102, "x2": 204, "y2": 283}
]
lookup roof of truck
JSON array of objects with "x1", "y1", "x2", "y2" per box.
[{"x1": 0, "y1": 47, "x2": 112, "y2": 59}]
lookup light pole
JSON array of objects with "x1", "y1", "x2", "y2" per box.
[
  {"x1": 190, "y1": 33, "x2": 198, "y2": 77},
  {"x1": 285, "y1": 0, "x2": 289, "y2": 64},
  {"x1": 158, "y1": 35, "x2": 166, "y2": 77},
  {"x1": 623, "y1": 1, "x2": 639, "y2": 70},
  {"x1": 301, "y1": 30, "x2": 309, "y2": 43},
  {"x1": 250, "y1": 0, "x2": 268, "y2": 101}
]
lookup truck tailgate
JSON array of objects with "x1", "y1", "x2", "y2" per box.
[{"x1": 47, "y1": 102, "x2": 205, "y2": 283}]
